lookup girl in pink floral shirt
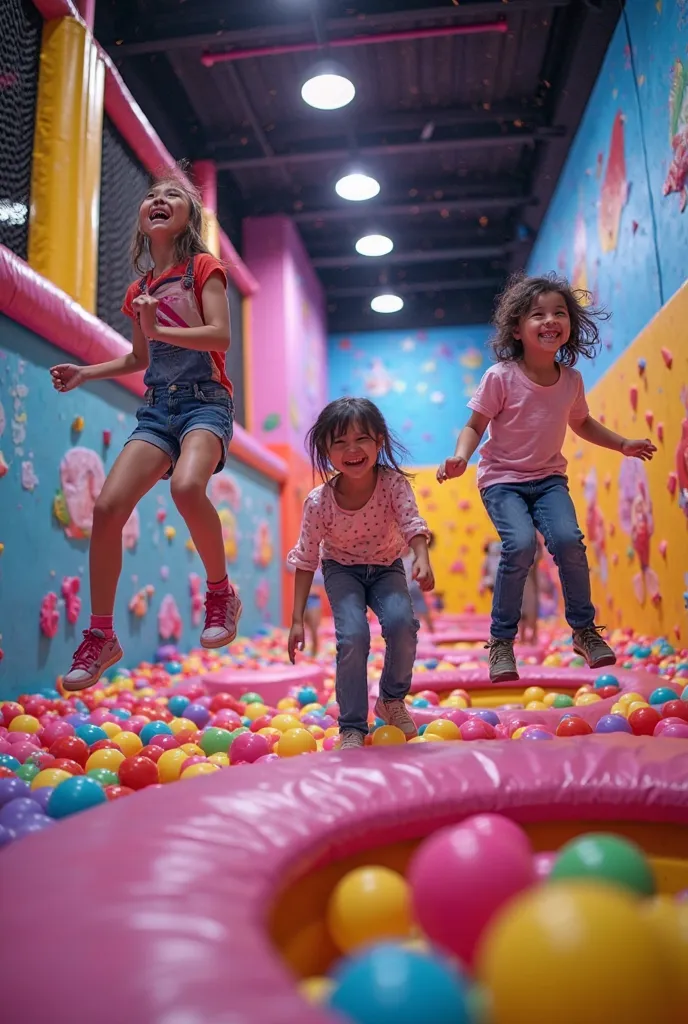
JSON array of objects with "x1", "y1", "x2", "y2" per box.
[{"x1": 288, "y1": 397, "x2": 434, "y2": 749}]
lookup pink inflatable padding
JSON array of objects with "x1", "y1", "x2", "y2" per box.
[
  {"x1": 415, "y1": 644, "x2": 544, "y2": 664},
  {"x1": 2, "y1": 737, "x2": 687, "y2": 1024},
  {"x1": 201, "y1": 663, "x2": 327, "y2": 702}
]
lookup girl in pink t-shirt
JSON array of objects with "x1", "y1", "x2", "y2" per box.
[
  {"x1": 437, "y1": 273, "x2": 655, "y2": 683},
  {"x1": 288, "y1": 397, "x2": 434, "y2": 749}
]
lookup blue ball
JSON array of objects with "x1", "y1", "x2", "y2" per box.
[
  {"x1": 75, "y1": 723, "x2": 108, "y2": 747},
  {"x1": 473, "y1": 709, "x2": 500, "y2": 727},
  {"x1": 418, "y1": 724, "x2": 428, "y2": 736},
  {"x1": 65, "y1": 712, "x2": 89, "y2": 728},
  {"x1": 595, "y1": 714, "x2": 633, "y2": 734},
  {"x1": 110, "y1": 708, "x2": 132, "y2": 721},
  {"x1": 297, "y1": 686, "x2": 318, "y2": 706},
  {"x1": 329, "y1": 944, "x2": 472, "y2": 1024},
  {"x1": 648, "y1": 687, "x2": 678, "y2": 706},
  {"x1": 594, "y1": 674, "x2": 619, "y2": 690},
  {"x1": 0, "y1": 754, "x2": 21, "y2": 773},
  {"x1": 165, "y1": 661, "x2": 183, "y2": 675},
  {"x1": 425, "y1": 659, "x2": 439, "y2": 669},
  {"x1": 167, "y1": 694, "x2": 190, "y2": 717},
  {"x1": 412, "y1": 697, "x2": 430, "y2": 708},
  {"x1": 47, "y1": 776, "x2": 107, "y2": 819},
  {"x1": 139, "y1": 720, "x2": 173, "y2": 746}
]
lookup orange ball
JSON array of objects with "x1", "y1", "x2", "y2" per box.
[{"x1": 371, "y1": 725, "x2": 407, "y2": 746}]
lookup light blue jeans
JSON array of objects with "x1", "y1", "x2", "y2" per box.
[
  {"x1": 323, "y1": 559, "x2": 419, "y2": 734},
  {"x1": 481, "y1": 474, "x2": 595, "y2": 640}
]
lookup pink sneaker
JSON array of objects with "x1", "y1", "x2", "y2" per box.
[
  {"x1": 374, "y1": 697, "x2": 418, "y2": 739},
  {"x1": 62, "y1": 629, "x2": 123, "y2": 692},
  {"x1": 200, "y1": 587, "x2": 242, "y2": 649}
]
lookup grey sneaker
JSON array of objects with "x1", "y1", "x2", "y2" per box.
[
  {"x1": 572, "y1": 625, "x2": 616, "y2": 669},
  {"x1": 200, "y1": 587, "x2": 242, "y2": 649},
  {"x1": 374, "y1": 697, "x2": 418, "y2": 739},
  {"x1": 485, "y1": 638, "x2": 519, "y2": 683},
  {"x1": 62, "y1": 629, "x2": 123, "y2": 692},
  {"x1": 339, "y1": 728, "x2": 366, "y2": 750}
]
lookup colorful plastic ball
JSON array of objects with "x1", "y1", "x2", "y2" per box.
[
  {"x1": 533, "y1": 851, "x2": 557, "y2": 880},
  {"x1": 594, "y1": 673, "x2": 619, "y2": 690},
  {"x1": 371, "y1": 725, "x2": 407, "y2": 746},
  {"x1": 522, "y1": 686, "x2": 545, "y2": 704},
  {"x1": 555, "y1": 716, "x2": 593, "y2": 737},
  {"x1": 424, "y1": 719, "x2": 461, "y2": 741},
  {"x1": 207, "y1": 752, "x2": 230, "y2": 768},
  {"x1": 329, "y1": 944, "x2": 472, "y2": 1024},
  {"x1": 75, "y1": 723, "x2": 108, "y2": 747},
  {"x1": 11, "y1": 814, "x2": 55, "y2": 839},
  {"x1": 167, "y1": 694, "x2": 190, "y2": 717},
  {"x1": 269, "y1": 713, "x2": 301, "y2": 734},
  {"x1": 198, "y1": 727, "x2": 231, "y2": 756},
  {"x1": 139, "y1": 744, "x2": 166, "y2": 763},
  {"x1": 0, "y1": 796, "x2": 45, "y2": 828},
  {"x1": 642, "y1": 897, "x2": 688, "y2": 1005},
  {"x1": 30, "y1": 767, "x2": 71, "y2": 790},
  {"x1": 87, "y1": 768, "x2": 120, "y2": 786},
  {"x1": 297, "y1": 686, "x2": 319, "y2": 706},
  {"x1": 113, "y1": 731, "x2": 143, "y2": 756},
  {"x1": 182, "y1": 703, "x2": 211, "y2": 729},
  {"x1": 649, "y1": 686, "x2": 679, "y2": 706},
  {"x1": 8, "y1": 714, "x2": 41, "y2": 734},
  {"x1": 15, "y1": 763, "x2": 40, "y2": 783},
  {"x1": 139, "y1": 721, "x2": 173, "y2": 746},
  {"x1": 299, "y1": 976, "x2": 334, "y2": 1006},
  {"x1": 474, "y1": 709, "x2": 500, "y2": 726},
  {"x1": 118, "y1": 755, "x2": 158, "y2": 791},
  {"x1": 276, "y1": 728, "x2": 318, "y2": 758},
  {"x1": 157, "y1": 747, "x2": 189, "y2": 783},
  {"x1": 459, "y1": 719, "x2": 495, "y2": 742},
  {"x1": 408, "y1": 818, "x2": 535, "y2": 966},
  {"x1": 47, "y1": 775, "x2": 107, "y2": 818},
  {"x1": 662, "y1": 700, "x2": 688, "y2": 722},
  {"x1": 180, "y1": 761, "x2": 220, "y2": 780},
  {"x1": 462, "y1": 814, "x2": 532, "y2": 858},
  {"x1": 240, "y1": 692, "x2": 265, "y2": 705},
  {"x1": 242, "y1": 702, "x2": 269, "y2": 722},
  {"x1": 476, "y1": 882, "x2": 677, "y2": 1024},
  {"x1": 628, "y1": 705, "x2": 661, "y2": 736},
  {"x1": 0, "y1": 776, "x2": 30, "y2": 806},
  {"x1": 85, "y1": 748, "x2": 126, "y2": 773},
  {"x1": 594, "y1": 714, "x2": 632, "y2": 734},
  {"x1": 656, "y1": 721, "x2": 688, "y2": 738},
  {"x1": 40, "y1": 720, "x2": 74, "y2": 747},
  {"x1": 229, "y1": 732, "x2": 270, "y2": 764},
  {"x1": 327, "y1": 867, "x2": 413, "y2": 954},
  {"x1": 0, "y1": 753, "x2": 21, "y2": 772},
  {"x1": 520, "y1": 727, "x2": 554, "y2": 741},
  {"x1": 552, "y1": 693, "x2": 574, "y2": 708},
  {"x1": 550, "y1": 833, "x2": 655, "y2": 896}
]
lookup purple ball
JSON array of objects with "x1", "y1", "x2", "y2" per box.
[
  {"x1": 184, "y1": 703, "x2": 211, "y2": 728},
  {"x1": 12, "y1": 814, "x2": 55, "y2": 839},
  {"x1": 0, "y1": 777, "x2": 31, "y2": 806},
  {"x1": 319, "y1": 715, "x2": 335, "y2": 730},
  {"x1": 0, "y1": 823, "x2": 13, "y2": 847},
  {"x1": 65, "y1": 713, "x2": 89, "y2": 728},
  {"x1": 595, "y1": 714, "x2": 633, "y2": 734},
  {"x1": 0, "y1": 797, "x2": 45, "y2": 828},
  {"x1": 473, "y1": 709, "x2": 500, "y2": 727},
  {"x1": 300, "y1": 713, "x2": 322, "y2": 727},
  {"x1": 31, "y1": 787, "x2": 54, "y2": 811},
  {"x1": 520, "y1": 728, "x2": 554, "y2": 741}
]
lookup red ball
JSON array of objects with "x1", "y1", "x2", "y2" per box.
[
  {"x1": 249, "y1": 714, "x2": 273, "y2": 733},
  {"x1": 209, "y1": 693, "x2": 243, "y2": 714},
  {"x1": 597, "y1": 685, "x2": 620, "y2": 700},
  {"x1": 662, "y1": 701, "x2": 688, "y2": 723},
  {"x1": 49, "y1": 734, "x2": 89, "y2": 767},
  {"x1": 104, "y1": 785, "x2": 135, "y2": 801},
  {"x1": 2, "y1": 702, "x2": 24, "y2": 727},
  {"x1": 0, "y1": 765, "x2": 15, "y2": 778},
  {"x1": 118, "y1": 755, "x2": 159, "y2": 790},
  {"x1": 139, "y1": 744, "x2": 165, "y2": 763},
  {"x1": 51, "y1": 758, "x2": 85, "y2": 776},
  {"x1": 89, "y1": 739, "x2": 120, "y2": 753},
  {"x1": 153, "y1": 733, "x2": 179, "y2": 751},
  {"x1": 628, "y1": 706, "x2": 661, "y2": 736},
  {"x1": 555, "y1": 716, "x2": 593, "y2": 737}
]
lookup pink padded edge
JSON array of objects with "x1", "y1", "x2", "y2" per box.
[
  {"x1": 201, "y1": 663, "x2": 327, "y2": 701},
  {"x1": 2, "y1": 737, "x2": 687, "y2": 1023}
]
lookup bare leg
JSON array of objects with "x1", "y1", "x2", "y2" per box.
[
  {"x1": 90, "y1": 440, "x2": 171, "y2": 615},
  {"x1": 171, "y1": 430, "x2": 226, "y2": 582}
]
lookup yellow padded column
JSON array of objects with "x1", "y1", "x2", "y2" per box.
[
  {"x1": 28, "y1": 17, "x2": 104, "y2": 313},
  {"x1": 202, "y1": 208, "x2": 220, "y2": 258}
]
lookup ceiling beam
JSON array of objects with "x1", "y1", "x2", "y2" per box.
[
  {"x1": 292, "y1": 194, "x2": 534, "y2": 225},
  {"x1": 325, "y1": 277, "x2": 504, "y2": 298},
  {"x1": 221, "y1": 63, "x2": 292, "y2": 188},
  {"x1": 312, "y1": 244, "x2": 512, "y2": 269},
  {"x1": 217, "y1": 127, "x2": 564, "y2": 172},
  {"x1": 107, "y1": 0, "x2": 572, "y2": 57}
]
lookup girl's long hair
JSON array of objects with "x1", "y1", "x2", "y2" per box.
[
  {"x1": 131, "y1": 165, "x2": 211, "y2": 274},
  {"x1": 306, "y1": 397, "x2": 411, "y2": 484}
]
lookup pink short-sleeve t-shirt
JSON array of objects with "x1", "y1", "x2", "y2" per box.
[{"x1": 468, "y1": 360, "x2": 589, "y2": 490}]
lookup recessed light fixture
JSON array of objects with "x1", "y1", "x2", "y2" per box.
[
  {"x1": 335, "y1": 172, "x2": 381, "y2": 202},
  {"x1": 355, "y1": 234, "x2": 393, "y2": 257},
  {"x1": 371, "y1": 293, "x2": 404, "y2": 314},
  {"x1": 301, "y1": 70, "x2": 355, "y2": 110}
]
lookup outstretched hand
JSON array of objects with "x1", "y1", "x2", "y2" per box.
[
  {"x1": 50, "y1": 363, "x2": 86, "y2": 393},
  {"x1": 621, "y1": 438, "x2": 657, "y2": 461},
  {"x1": 436, "y1": 456, "x2": 467, "y2": 483}
]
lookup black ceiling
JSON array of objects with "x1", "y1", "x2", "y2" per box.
[{"x1": 97, "y1": 0, "x2": 622, "y2": 333}]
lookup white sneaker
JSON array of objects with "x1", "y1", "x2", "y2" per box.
[
  {"x1": 374, "y1": 697, "x2": 418, "y2": 739},
  {"x1": 62, "y1": 629, "x2": 123, "y2": 692},
  {"x1": 200, "y1": 587, "x2": 242, "y2": 649}
]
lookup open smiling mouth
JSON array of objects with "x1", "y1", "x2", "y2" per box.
[
  {"x1": 343, "y1": 456, "x2": 366, "y2": 467},
  {"x1": 149, "y1": 209, "x2": 170, "y2": 223},
  {"x1": 539, "y1": 332, "x2": 560, "y2": 342}
]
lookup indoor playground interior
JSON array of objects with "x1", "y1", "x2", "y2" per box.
[{"x1": 1, "y1": 1, "x2": 688, "y2": 1022}]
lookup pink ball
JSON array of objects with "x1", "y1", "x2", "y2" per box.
[
  {"x1": 657, "y1": 722, "x2": 688, "y2": 739},
  {"x1": 229, "y1": 732, "x2": 269, "y2": 765},
  {"x1": 89, "y1": 709, "x2": 117, "y2": 726},
  {"x1": 460, "y1": 814, "x2": 532, "y2": 858},
  {"x1": 408, "y1": 819, "x2": 535, "y2": 965},
  {"x1": 212, "y1": 709, "x2": 242, "y2": 730},
  {"x1": 322, "y1": 735, "x2": 338, "y2": 751},
  {"x1": 494, "y1": 725, "x2": 510, "y2": 739},
  {"x1": 653, "y1": 717, "x2": 686, "y2": 736},
  {"x1": 446, "y1": 708, "x2": 469, "y2": 728},
  {"x1": 417, "y1": 690, "x2": 440, "y2": 705},
  {"x1": 11, "y1": 741, "x2": 43, "y2": 764},
  {"x1": 459, "y1": 718, "x2": 496, "y2": 741},
  {"x1": 533, "y1": 850, "x2": 557, "y2": 880},
  {"x1": 327, "y1": 702, "x2": 340, "y2": 721},
  {"x1": 181, "y1": 756, "x2": 207, "y2": 772},
  {"x1": 154, "y1": 733, "x2": 179, "y2": 751},
  {"x1": 39, "y1": 720, "x2": 74, "y2": 748},
  {"x1": 126, "y1": 715, "x2": 150, "y2": 735},
  {"x1": 507, "y1": 718, "x2": 530, "y2": 737},
  {"x1": 254, "y1": 753, "x2": 279, "y2": 764},
  {"x1": 7, "y1": 732, "x2": 39, "y2": 746}
]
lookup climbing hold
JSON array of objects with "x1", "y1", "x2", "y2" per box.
[
  {"x1": 658, "y1": 540, "x2": 668, "y2": 559},
  {"x1": 660, "y1": 348, "x2": 673, "y2": 369},
  {"x1": 102, "y1": 429, "x2": 112, "y2": 447},
  {"x1": 668, "y1": 472, "x2": 678, "y2": 496},
  {"x1": 71, "y1": 416, "x2": 84, "y2": 433},
  {"x1": 0, "y1": 451, "x2": 8, "y2": 478},
  {"x1": 603, "y1": 473, "x2": 612, "y2": 490},
  {"x1": 657, "y1": 422, "x2": 664, "y2": 443},
  {"x1": 61, "y1": 576, "x2": 81, "y2": 625},
  {"x1": 39, "y1": 592, "x2": 59, "y2": 638},
  {"x1": 164, "y1": 525, "x2": 176, "y2": 542},
  {"x1": 629, "y1": 386, "x2": 638, "y2": 413},
  {"x1": 156, "y1": 508, "x2": 167, "y2": 523},
  {"x1": 637, "y1": 357, "x2": 646, "y2": 375},
  {"x1": 645, "y1": 410, "x2": 654, "y2": 429}
]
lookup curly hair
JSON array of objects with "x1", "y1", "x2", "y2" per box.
[
  {"x1": 489, "y1": 272, "x2": 609, "y2": 367},
  {"x1": 306, "y1": 397, "x2": 411, "y2": 483},
  {"x1": 131, "y1": 163, "x2": 212, "y2": 274}
]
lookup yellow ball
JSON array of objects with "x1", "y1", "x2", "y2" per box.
[
  {"x1": 525, "y1": 700, "x2": 548, "y2": 711},
  {"x1": 307, "y1": 725, "x2": 325, "y2": 739},
  {"x1": 257, "y1": 727, "x2": 281, "y2": 742},
  {"x1": 407, "y1": 736, "x2": 426, "y2": 744},
  {"x1": 371, "y1": 725, "x2": 407, "y2": 746},
  {"x1": 327, "y1": 866, "x2": 413, "y2": 953},
  {"x1": 99, "y1": 721, "x2": 122, "y2": 738},
  {"x1": 441, "y1": 695, "x2": 468, "y2": 709},
  {"x1": 270, "y1": 713, "x2": 302, "y2": 734},
  {"x1": 243, "y1": 702, "x2": 269, "y2": 722},
  {"x1": 181, "y1": 762, "x2": 220, "y2": 780},
  {"x1": 424, "y1": 719, "x2": 461, "y2": 741},
  {"x1": 277, "y1": 697, "x2": 299, "y2": 711},
  {"x1": 477, "y1": 882, "x2": 677, "y2": 1024},
  {"x1": 522, "y1": 686, "x2": 545, "y2": 704},
  {"x1": 85, "y1": 748, "x2": 126, "y2": 773},
  {"x1": 575, "y1": 693, "x2": 602, "y2": 706},
  {"x1": 180, "y1": 743, "x2": 204, "y2": 756},
  {"x1": 610, "y1": 701, "x2": 628, "y2": 716},
  {"x1": 157, "y1": 747, "x2": 189, "y2": 783},
  {"x1": 299, "y1": 976, "x2": 334, "y2": 1006},
  {"x1": 543, "y1": 692, "x2": 557, "y2": 707},
  {"x1": 31, "y1": 768, "x2": 72, "y2": 790},
  {"x1": 324, "y1": 726, "x2": 339, "y2": 738},
  {"x1": 642, "y1": 896, "x2": 688, "y2": 1004},
  {"x1": 169, "y1": 717, "x2": 197, "y2": 735},
  {"x1": 114, "y1": 731, "x2": 143, "y2": 756},
  {"x1": 207, "y1": 752, "x2": 230, "y2": 768},
  {"x1": 9, "y1": 714, "x2": 41, "y2": 734},
  {"x1": 300, "y1": 702, "x2": 323, "y2": 715},
  {"x1": 137, "y1": 687, "x2": 155, "y2": 698},
  {"x1": 423, "y1": 732, "x2": 444, "y2": 742},
  {"x1": 619, "y1": 692, "x2": 643, "y2": 706},
  {"x1": 627, "y1": 701, "x2": 650, "y2": 715},
  {"x1": 511, "y1": 726, "x2": 527, "y2": 739},
  {"x1": 277, "y1": 727, "x2": 318, "y2": 757}
]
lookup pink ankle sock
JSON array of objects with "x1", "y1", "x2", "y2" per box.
[
  {"x1": 207, "y1": 575, "x2": 229, "y2": 594},
  {"x1": 90, "y1": 614, "x2": 114, "y2": 638}
]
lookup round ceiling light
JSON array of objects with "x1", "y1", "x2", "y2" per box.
[
  {"x1": 301, "y1": 72, "x2": 355, "y2": 110},
  {"x1": 355, "y1": 234, "x2": 393, "y2": 257},
  {"x1": 335, "y1": 172, "x2": 380, "y2": 202},
  {"x1": 371, "y1": 293, "x2": 404, "y2": 314}
]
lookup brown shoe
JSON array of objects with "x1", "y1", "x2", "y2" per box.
[
  {"x1": 485, "y1": 638, "x2": 519, "y2": 683},
  {"x1": 572, "y1": 625, "x2": 616, "y2": 669}
]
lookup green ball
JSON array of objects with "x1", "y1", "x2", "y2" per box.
[
  {"x1": 240, "y1": 692, "x2": 264, "y2": 705},
  {"x1": 15, "y1": 763, "x2": 40, "y2": 782},
  {"x1": 552, "y1": 693, "x2": 574, "y2": 708},
  {"x1": 87, "y1": 768, "x2": 120, "y2": 786},
  {"x1": 200, "y1": 727, "x2": 232, "y2": 756},
  {"x1": 550, "y1": 833, "x2": 655, "y2": 896}
]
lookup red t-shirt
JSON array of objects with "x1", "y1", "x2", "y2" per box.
[{"x1": 122, "y1": 253, "x2": 232, "y2": 394}]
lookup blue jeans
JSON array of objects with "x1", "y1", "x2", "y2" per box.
[
  {"x1": 481, "y1": 475, "x2": 595, "y2": 640},
  {"x1": 126, "y1": 382, "x2": 233, "y2": 480},
  {"x1": 323, "y1": 559, "x2": 419, "y2": 734}
]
